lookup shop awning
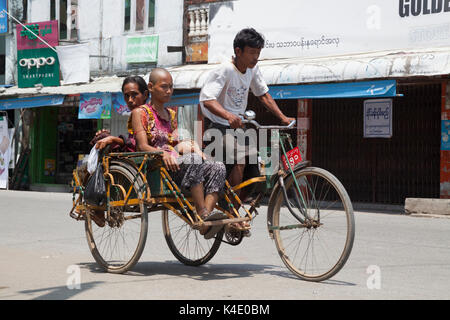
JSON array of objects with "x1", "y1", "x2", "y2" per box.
[
  {"x1": 168, "y1": 46, "x2": 450, "y2": 89},
  {"x1": 0, "y1": 95, "x2": 65, "y2": 110},
  {"x1": 1, "y1": 45, "x2": 447, "y2": 101},
  {"x1": 269, "y1": 80, "x2": 398, "y2": 99},
  {"x1": 161, "y1": 80, "x2": 398, "y2": 106}
]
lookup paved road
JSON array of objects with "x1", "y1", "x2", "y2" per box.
[{"x1": 1, "y1": 190, "x2": 450, "y2": 300}]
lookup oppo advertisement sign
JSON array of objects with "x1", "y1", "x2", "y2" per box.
[
  {"x1": 16, "y1": 20, "x2": 60, "y2": 88},
  {"x1": 208, "y1": 0, "x2": 450, "y2": 63}
]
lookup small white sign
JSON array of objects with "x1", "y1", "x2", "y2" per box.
[{"x1": 364, "y1": 99, "x2": 393, "y2": 138}]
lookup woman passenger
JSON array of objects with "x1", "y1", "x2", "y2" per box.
[{"x1": 129, "y1": 68, "x2": 227, "y2": 239}]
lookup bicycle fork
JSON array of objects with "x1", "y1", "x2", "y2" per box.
[{"x1": 278, "y1": 134, "x2": 318, "y2": 225}]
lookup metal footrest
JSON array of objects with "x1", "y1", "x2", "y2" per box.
[{"x1": 193, "y1": 217, "x2": 250, "y2": 229}]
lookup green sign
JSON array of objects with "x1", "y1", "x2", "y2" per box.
[
  {"x1": 17, "y1": 48, "x2": 60, "y2": 88},
  {"x1": 126, "y1": 35, "x2": 159, "y2": 63}
]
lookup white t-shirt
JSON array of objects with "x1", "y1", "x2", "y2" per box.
[{"x1": 199, "y1": 60, "x2": 269, "y2": 126}]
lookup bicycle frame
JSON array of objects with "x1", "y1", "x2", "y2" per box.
[{"x1": 70, "y1": 120, "x2": 313, "y2": 231}]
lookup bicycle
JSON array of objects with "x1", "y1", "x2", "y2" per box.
[{"x1": 70, "y1": 112, "x2": 355, "y2": 282}]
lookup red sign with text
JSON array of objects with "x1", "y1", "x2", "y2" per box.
[
  {"x1": 16, "y1": 20, "x2": 59, "y2": 50},
  {"x1": 281, "y1": 147, "x2": 302, "y2": 171}
]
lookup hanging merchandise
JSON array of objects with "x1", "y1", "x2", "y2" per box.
[
  {"x1": 0, "y1": 113, "x2": 11, "y2": 189},
  {"x1": 78, "y1": 93, "x2": 112, "y2": 119}
]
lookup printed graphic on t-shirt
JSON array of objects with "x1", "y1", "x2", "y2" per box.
[{"x1": 227, "y1": 85, "x2": 248, "y2": 109}]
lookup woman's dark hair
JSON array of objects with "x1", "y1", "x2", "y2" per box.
[
  {"x1": 233, "y1": 28, "x2": 265, "y2": 51},
  {"x1": 122, "y1": 76, "x2": 148, "y2": 94}
]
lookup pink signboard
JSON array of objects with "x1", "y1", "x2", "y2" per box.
[{"x1": 16, "y1": 20, "x2": 58, "y2": 50}]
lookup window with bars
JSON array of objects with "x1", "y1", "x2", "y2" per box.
[{"x1": 124, "y1": 0, "x2": 155, "y2": 33}]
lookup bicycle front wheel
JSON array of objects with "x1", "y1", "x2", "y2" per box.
[
  {"x1": 85, "y1": 163, "x2": 148, "y2": 273},
  {"x1": 269, "y1": 167, "x2": 355, "y2": 282},
  {"x1": 162, "y1": 209, "x2": 223, "y2": 266}
]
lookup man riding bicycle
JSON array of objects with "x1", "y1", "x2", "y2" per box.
[{"x1": 200, "y1": 28, "x2": 295, "y2": 208}]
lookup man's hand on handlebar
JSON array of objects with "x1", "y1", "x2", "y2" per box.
[
  {"x1": 227, "y1": 113, "x2": 243, "y2": 129},
  {"x1": 282, "y1": 117, "x2": 296, "y2": 126}
]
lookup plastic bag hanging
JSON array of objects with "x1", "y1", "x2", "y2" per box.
[
  {"x1": 84, "y1": 163, "x2": 106, "y2": 206},
  {"x1": 87, "y1": 147, "x2": 99, "y2": 174}
]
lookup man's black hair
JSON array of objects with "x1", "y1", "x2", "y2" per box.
[
  {"x1": 233, "y1": 28, "x2": 265, "y2": 51},
  {"x1": 122, "y1": 75, "x2": 148, "y2": 94}
]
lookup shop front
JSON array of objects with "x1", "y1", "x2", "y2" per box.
[
  {"x1": 0, "y1": 94, "x2": 101, "y2": 191},
  {"x1": 29, "y1": 103, "x2": 99, "y2": 189},
  {"x1": 167, "y1": 44, "x2": 450, "y2": 205}
]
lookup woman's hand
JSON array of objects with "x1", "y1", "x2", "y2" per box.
[
  {"x1": 95, "y1": 136, "x2": 114, "y2": 150},
  {"x1": 162, "y1": 151, "x2": 180, "y2": 172}
]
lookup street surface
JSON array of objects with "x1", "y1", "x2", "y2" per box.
[{"x1": 1, "y1": 190, "x2": 450, "y2": 300}]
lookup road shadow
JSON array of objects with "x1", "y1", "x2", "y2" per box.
[
  {"x1": 18, "y1": 281, "x2": 104, "y2": 300},
  {"x1": 79, "y1": 260, "x2": 286, "y2": 281},
  {"x1": 78, "y1": 260, "x2": 356, "y2": 286}
]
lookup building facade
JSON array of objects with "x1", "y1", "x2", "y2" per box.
[
  {"x1": 1, "y1": 0, "x2": 450, "y2": 206},
  {"x1": 0, "y1": 0, "x2": 185, "y2": 191},
  {"x1": 172, "y1": 0, "x2": 450, "y2": 205}
]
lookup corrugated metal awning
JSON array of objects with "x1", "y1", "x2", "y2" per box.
[
  {"x1": 168, "y1": 46, "x2": 450, "y2": 89},
  {"x1": 0, "y1": 76, "x2": 125, "y2": 98}
]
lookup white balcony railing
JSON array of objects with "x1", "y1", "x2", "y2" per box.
[{"x1": 187, "y1": 4, "x2": 209, "y2": 41}]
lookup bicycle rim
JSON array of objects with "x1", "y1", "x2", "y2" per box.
[
  {"x1": 162, "y1": 209, "x2": 223, "y2": 266},
  {"x1": 85, "y1": 164, "x2": 148, "y2": 273},
  {"x1": 271, "y1": 167, "x2": 355, "y2": 282}
]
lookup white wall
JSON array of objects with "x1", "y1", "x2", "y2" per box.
[
  {"x1": 28, "y1": 0, "x2": 50, "y2": 22},
  {"x1": 78, "y1": 0, "x2": 184, "y2": 73},
  {"x1": 155, "y1": 0, "x2": 183, "y2": 67}
]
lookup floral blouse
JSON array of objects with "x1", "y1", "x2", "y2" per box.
[{"x1": 128, "y1": 104, "x2": 178, "y2": 156}]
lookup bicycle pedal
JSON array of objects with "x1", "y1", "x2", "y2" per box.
[{"x1": 69, "y1": 212, "x2": 85, "y2": 221}]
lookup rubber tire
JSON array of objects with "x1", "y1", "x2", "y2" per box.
[
  {"x1": 269, "y1": 167, "x2": 355, "y2": 282},
  {"x1": 85, "y1": 162, "x2": 148, "y2": 274},
  {"x1": 162, "y1": 209, "x2": 223, "y2": 266}
]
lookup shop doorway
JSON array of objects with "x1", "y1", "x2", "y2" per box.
[
  {"x1": 30, "y1": 106, "x2": 98, "y2": 187},
  {"x1": 312, "y1": 83, "x2": 441, "y2": 204}
]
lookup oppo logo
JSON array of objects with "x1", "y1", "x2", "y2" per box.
[{"x1": 19, "y1": 57, "x2": 56, "y2": 69}]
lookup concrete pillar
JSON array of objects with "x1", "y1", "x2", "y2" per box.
[{"x1": 440, "y1": 81, "x2": 450, "y2": 198}]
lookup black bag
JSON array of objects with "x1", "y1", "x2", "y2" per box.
[{"x1": 84, "y1": 163, "x2": 106, "y2": 206}]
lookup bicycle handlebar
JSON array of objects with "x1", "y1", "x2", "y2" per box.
[{"x1": 241, "y1": 118, "x2": 296, "y2": 130}]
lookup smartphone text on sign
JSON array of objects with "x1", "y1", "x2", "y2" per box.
[{"x1": 281, "y1": 147, "x2": 302, "y2": 171}]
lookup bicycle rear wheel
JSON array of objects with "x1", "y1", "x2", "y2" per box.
[
  {"x1": 85, "y1": 162, "x2": 148, "y2": 273},
  {"x1": 162, "y1": 209, "x2": 223, "y2": 266},
  {"x1": 268, "y1": 167, "x2": 355, "y2": 282}
]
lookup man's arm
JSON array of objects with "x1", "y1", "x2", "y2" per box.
[
  {"x1": 257, "y1": 92, "x2": 295, "y2": 125},
  {"x1": 202, "y1": 99, "x2": 243, "y2": 129}
]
